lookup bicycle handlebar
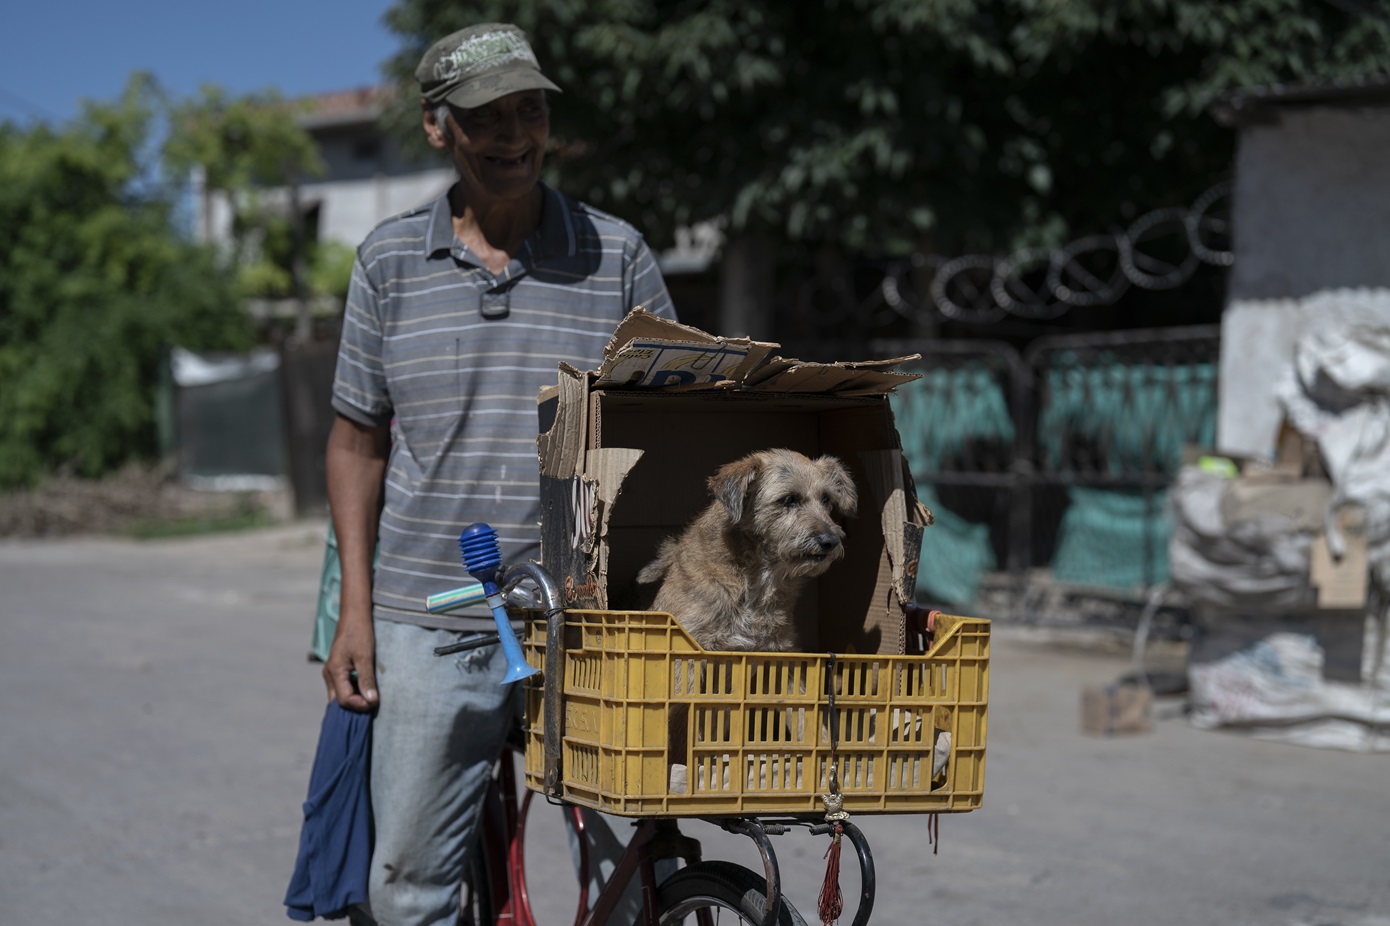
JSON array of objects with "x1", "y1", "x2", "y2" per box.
[
  {"x1": 430, "y1": 526, "x2": 568, "y2": 799},
  {"x1": 497, "y1": 559, "x2": 567, "y2": 799}
]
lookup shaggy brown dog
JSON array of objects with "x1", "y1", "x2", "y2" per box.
[{"x1": 636, "y1": 448, "x2": 858, "y2": 652}]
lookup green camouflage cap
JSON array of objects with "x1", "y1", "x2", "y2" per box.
[{"x1": 416, "y1": 23, "x2": 561, "y2": 109}]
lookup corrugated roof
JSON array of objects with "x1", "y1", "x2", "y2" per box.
[{"x1": 295, "y1": 85, "x2": 396, "y2": 131}]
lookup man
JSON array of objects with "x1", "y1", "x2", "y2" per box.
[{"x1": 322, "y1": 22, "x2": 675, "y2": 924}]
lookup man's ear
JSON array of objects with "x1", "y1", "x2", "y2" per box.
[{"x1": 422, "y1": 100, "x2": 447, "y2": 149}]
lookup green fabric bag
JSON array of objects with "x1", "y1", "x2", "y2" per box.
[
  {"x1": 310, "y1": 521, "x2": 381, "y2": 662},
  {"x1": 309, "y1": 524, "x2": 342, "y2": 663}
]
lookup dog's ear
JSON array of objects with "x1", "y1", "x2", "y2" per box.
[
  {"x1": 710, "y1": 456, "x2": 760, "y2": 523},
  {"x1": 817, "y1": 456, "x2": 859, "y2": 517}
]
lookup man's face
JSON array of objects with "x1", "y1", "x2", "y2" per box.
[{"x1": 428, "y1": 90, "x2": 550, "y2": 204}]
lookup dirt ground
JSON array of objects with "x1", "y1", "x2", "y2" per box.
[
  {"x1": 2, "y1": 523, "x2": 1387, "y2": 926},
  {"x1": 0, "y1": 463, "x2": 292, "y2": 537}
]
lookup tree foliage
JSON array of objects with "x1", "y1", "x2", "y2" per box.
[
  {"x1": 0, "y1": 75, "x2": 254, "y2": 489},
  {"x1": 163, "y1": 85, "x2": 327, "y2": 299},
  {"x1": 380, "y1": 0, "x2": 1390, "y2": 256}
]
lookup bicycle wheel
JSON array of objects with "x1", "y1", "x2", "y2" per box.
[{"x1": 644, "y1": 860, "x2": 809, "y2": 925}]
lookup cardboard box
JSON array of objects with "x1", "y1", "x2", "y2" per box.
[
  {"x1": 1309, "y1": 507, "x2": 1370, "y2": 609},
  {"x1": 1080, "y1": 683, "x2": 1153, "y2": 736},
  {"x1": 1220, "y1": 472, "x2": 1333, "y2": 532},
  {"x1": 536, "y1": 310, "x2": 932, "y2": 655}
]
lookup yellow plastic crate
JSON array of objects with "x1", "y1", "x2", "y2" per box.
[{"x1": 522, "y1": 610, "x2": 989, "y2": 817}]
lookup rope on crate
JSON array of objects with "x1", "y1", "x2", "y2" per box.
[{"x1": 819, "y1": 652, "x2": 849, "y2": 926}]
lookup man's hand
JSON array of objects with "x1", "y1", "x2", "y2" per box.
[
  {"x1": 323, "y1": 413, "x2": 390, "y2": 713},
  {"x1": 323, "y1": 605, "x2": 378, "y2": 711}
]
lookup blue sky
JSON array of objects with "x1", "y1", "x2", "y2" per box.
[{"x1": 0, "y1": 1, "x2": 399, "y2": 125}]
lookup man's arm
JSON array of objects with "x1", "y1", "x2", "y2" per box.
[{"x1": 322, "y1": 413, "x2": 390, "y2": 711}]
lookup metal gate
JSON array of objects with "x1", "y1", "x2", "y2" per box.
[{"x1": 877, "y1": 324, "x2": 1221, "y2": 628}]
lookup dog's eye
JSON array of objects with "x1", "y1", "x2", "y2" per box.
[
  {"x1": 780, "y1": 494, "x2": 802, "y2": 509},
  {"x1": 821, "y1": 492, "x2": 832, "y2": 508}
]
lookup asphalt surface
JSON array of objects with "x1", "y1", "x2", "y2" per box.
[{"x1": 1, "y1": 521, "x2": 1387, "y2": 926}]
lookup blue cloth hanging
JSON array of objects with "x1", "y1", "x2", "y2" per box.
[{"x1": 284, "y1": 700, "x2": 372, "y2": 921}]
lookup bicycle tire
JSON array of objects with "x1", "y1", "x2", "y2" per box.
[{"x1": 642, "y1": 860, "x2": 810, "y2": 925}]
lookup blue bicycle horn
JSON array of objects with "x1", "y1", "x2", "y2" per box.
[{"x1": 458, "y1": 523, "x2": 540, "y2": 685}]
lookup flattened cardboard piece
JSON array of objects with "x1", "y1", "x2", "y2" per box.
[
  {"x1": 1220, "y1": 475, "x2": 1332, "y2": 532},
  {"x1": 601, "y1": 308, "x2": 753, "y2": 357},
  {"x1": 539, "y1": 450, "x2": 644, "y2": 610},
  {"x1": 596, "y1": 338, "x2": 764, "y2": 389},
  {"x1": 596, "y1": 309, "x2": 920, "y2": 396},
  {"x1": 746, "y1": 361, "x2": 921, "y2": 396},
  {"x1": 860, "y1": 449, "x2": 924, "y2": 605},
  {"x1": 814, "y1": 401, "x2": 918, "y2": 655},
  {"x1": 538, "y1": 364, "x2": 589, "y2": 480},
  {"x1": 745, "y1": 354, "x2": 919, "y2": 383},
  {"x1": 1310, "y1": 508, "x2": 1370, "y2": 609},
  {"x1": 539, "y1": 474, "x2": 598, "y2": 608},
  {"x1": 829, "y1": 449, "x2": 909, "y2": 656},
  {"x1": 587, "y1": 447, "x2": 644, "y2": 608},
  {"x1": 901, "y1": 521, "x2": 926, "y2": 595},
  {"x1": 597, "y1": 309, "x2": 778, "y2": 389}
]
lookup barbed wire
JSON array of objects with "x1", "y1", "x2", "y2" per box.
[{"x1": 852, "y1": 181, "x2": 1235, "y2": 327}]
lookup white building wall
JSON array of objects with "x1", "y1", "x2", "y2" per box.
[
  {"x1": 306, "y1": 168, "x2": 454, "y2": 247},
  {"x1": 1217, "y1": 103, "x2": 1390, "y2": 458}
]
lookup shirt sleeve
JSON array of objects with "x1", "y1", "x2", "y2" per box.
[
  {"x1": 624, "y1": 237, "x2": 678, "y2": 322},
  {"x1": 330, "y1": 253, "x2": 393, "y2": 426}
]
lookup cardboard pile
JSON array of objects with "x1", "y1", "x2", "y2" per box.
[
  {"x1": 1174, "y1": 429, "x2": 1389, "y2": 750},
  {"x1": 535, "y1": 310, "x2": 932, "y2": 655},
  {"x1": 1174, "y1": 427, "x2": 1369, "y2": 614}
]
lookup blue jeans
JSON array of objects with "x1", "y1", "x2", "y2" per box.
[
  {"x1": 352, "y1": 619, "x2": 517, "y2": 926},
  {"x1": 351, "y1": 620, "x2": 645, "y2": 926}
]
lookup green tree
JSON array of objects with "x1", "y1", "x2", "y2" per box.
[
  {"x1": 163, "y1": 85, "x2": 326, "y2": 310},
  {"x1": 380, "y1": 0, "x2": 1390, "y2": 257},
  {"x1": 0, "y1": 75, "x2": 254, "y2": 489}
]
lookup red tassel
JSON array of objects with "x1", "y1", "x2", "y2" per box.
[{"x1": 818, "y1": 823, "x2": 844, "y2": 925}]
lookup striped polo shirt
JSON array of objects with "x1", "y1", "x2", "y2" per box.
[{"x1": 332, "y1": 182, "x2": 676, "y2": 630}]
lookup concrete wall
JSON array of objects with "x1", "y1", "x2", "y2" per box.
[{"x1": 1228, "y1": 106, "x2": 1390, "y2": 301}]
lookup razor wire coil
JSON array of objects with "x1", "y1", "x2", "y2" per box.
[{"x1": 871, "y1": 181, "x2": 1234, "y2": 326}]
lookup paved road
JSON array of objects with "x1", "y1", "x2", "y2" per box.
[{"x1": 1, "y1": 522, "x2": 1387, "y2": 925}]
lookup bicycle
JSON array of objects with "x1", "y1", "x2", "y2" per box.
[
  {"x1": 431, "y1": 522, "x2": 987, "y2": 925},
  {"x1": 452, "y1": 715, "x2": 860, "y2": 926}
]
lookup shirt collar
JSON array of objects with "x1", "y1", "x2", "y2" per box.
[{"x1": 424, "y1": 182, "x2": 577, "y2": 263}]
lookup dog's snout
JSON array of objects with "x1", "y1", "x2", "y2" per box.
[{"x1": 815, "y1": 531, "x2": 842, "y2": 553}]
